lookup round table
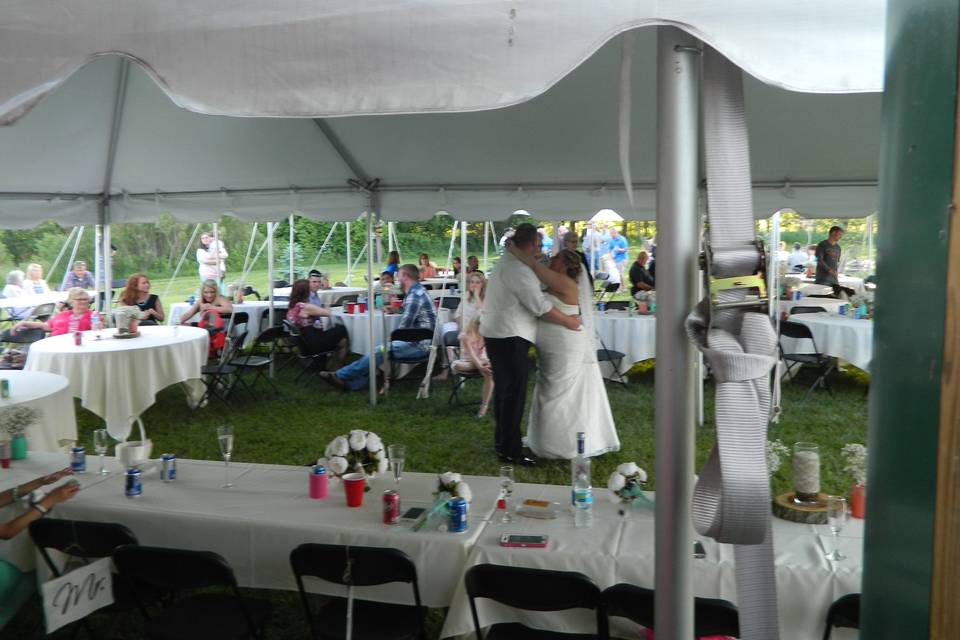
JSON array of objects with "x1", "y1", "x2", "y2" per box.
[
  {"x1": 24, "y1": 326, "x2": 208, "y2": 440},
  {"x1": 168, "y1": 300, "x2": 289, "y2": 346},
  {"x1": 271, "y1": 286, "x2": 366, "y2": 306},
  {"x1": 784, "y1": 312, "x2": 873, "y2": 372},
  {"x1": 593, "y1": 311, "x2": 657, "y2": 373},
  {"x1": 330, "y1": 308, "x2": 450, "y2": 355},
  {"x1": 0, "y1": 370, "x2": 76, "y2": 452}
]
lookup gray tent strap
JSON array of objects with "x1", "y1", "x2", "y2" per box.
[{"x1": 685, "y1": 47, "x2": 779, "y2": 639}]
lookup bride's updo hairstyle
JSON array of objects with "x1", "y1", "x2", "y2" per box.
[{"x1": 555, "y1": 249, "x2": 583, "y2": 281}]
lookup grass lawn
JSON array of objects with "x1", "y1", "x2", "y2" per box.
[{"x1": 10, "y1": 273, "x2": 870, "y2": 638}]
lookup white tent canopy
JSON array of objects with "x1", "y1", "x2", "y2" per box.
[{"x1": 0, "y1": 3, "x2": 882, "y2": 227}]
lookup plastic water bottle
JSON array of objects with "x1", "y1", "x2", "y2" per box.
[
  {"x1": 571, "y1": 432, "x2": 593, "y2": 528},
  {"x1": 91, "y1": 311, "x2": 102, "y2": 332}
]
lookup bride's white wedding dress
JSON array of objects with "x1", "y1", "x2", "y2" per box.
[{"x1": 527, "y1": 285, "x2": 620, "y2": 459}]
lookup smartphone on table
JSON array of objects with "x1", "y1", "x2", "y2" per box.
[{"x1": 499, "y1": 534, "x2": 549, "y2": 548}]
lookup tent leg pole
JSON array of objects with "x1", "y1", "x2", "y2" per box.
[
  {"x1": 267, "y1": 223, "x2": 275, "y2": 378},
  {"x1": 460, "y1": 221, "x2": 467, "y2": 294},
  {"x1": 213, "y1": 223, "x2": 221, "y2": 289},
  {"x1": 654, "y1": 26, "x2": 700, "y2": 640},
  {"x1": 94, "y1": 222, "x2": 102, "y2": 311},
  {"x1": 63, "y1": 226, "x2": 85, "y2": 290},
  {"x1": 103, "y1": 220, "x2": 112, "y2": 314},
  {"x1": 289, "y1": 213, "x2": 296, "y2": 283},
  {"x1": 346, "y1": 222, "x2": 352, "y2": 285},
  {"x1": 483, "y1": 222, "x2": 489, "y2": 272},
  {"x1": 366, "y1": 201, "x2": 377, "y2": 406}
]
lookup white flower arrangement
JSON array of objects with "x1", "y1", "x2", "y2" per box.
[
  {"x1": 436, "y1": 471, "x2": 473, "y2": 503},
  {"x1": 633, "y1": 290, "x2": 656, "y2": 305},
  {"x1": 607, "y1": 462, "x2": 648, "y2": 502},
  {"x1": 0, "y1": 406, "x2": 38, "y2": 436},
  {"x1": 316, "y1": 429, "x2": 387, "y2": 480},
  {"x1": 113, "y1": 305, "x2": 145, "y2": 334},
  {"x1": 766, "y1": 439, "x2": 790, "y2": 476},
  {"x1": 841, "y1": 443, "x2": 868, "y2": 486}
]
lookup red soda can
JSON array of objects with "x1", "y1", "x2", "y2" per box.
[
  {"x1": 74, "y1": 331, "x2": 82, "y2": 346},
  {"x1": 382, "y1": 490, "x2": 400, "y2": 525}
]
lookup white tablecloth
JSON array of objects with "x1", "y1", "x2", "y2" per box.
[
  {"x1": 0, "y1": 371, "x2": 76, "y2": 452},
  {"x1": 440, "y1": 483, "x2": 862, "y2": 640},
  {"x1": 330, "y1": 308, "x2": 450, "y2": 356},
  {"x1": 55, "y1": 459, "x2": 501, "y2": 607},
  {"x1": 272, "y1": 286, "x2": 366, "y2": 306},
  {"x1": 168, "y1": 300, "x2": 288, "y2": 346},
  {"x1": 784, "y1": 312, "x2": 873, "y2": 372},
  {"x1": 784, "y1": 274, "x2": 867, "y2": 297},
  {"x1": 593, "y1": 311, "x2": 657, "y2": 373},
  {"x1": 24, "y1": 326, "x2": 208, "y2": 440},
  {"x1": 1, "y1": 290, "x2": 69, "y2": 310}
]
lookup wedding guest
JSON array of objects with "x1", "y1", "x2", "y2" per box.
[
  {"x1": 538, "y1": 227, "x2": 554, "y2": 255},
  {"x1": 600, "y1": 252, "x2": 621, "y2": 288},
  {"x1": 453, "y1": 316, "x2": 494, "y2": 418},
  {"x1": 467, "y1": 255, "x2": 480, "y2": 274},
  {"x1": 0, "y1": 468, "x2": 78, "y2": 629},
  {"x1": 418, "y1": 253, "x2": 438, "y2": 278},
  {"x1": 2, "y1": 271, "x2": 29, "y2": 321},
  {"x1": 379, "y1": 271, "x2": 395, "y2": 287},
  {"x1": 815, "y1": 226, "x2": 845, "y2": 287},
  {"x1": 320, "y1": 264, "x2": 435, "y2": 392},
  {"x1": 384, "y1": 250, "x2": 401, "y2": 276},
  {"x1": 24, "y1": 264, "x2": 50, "y2": 295},
  {"x1": 196, "y1": 231, "x2": 228, "y2": 289},
  {"x1": 61, "y1": 261, "x2": 94, "y2": 291},
  {"x1": 119, "y1": 274, "x2": 164, "y2": 326},
  {"x1": 607, "y1": 227, "x2": 629, "y2": 287},
  {"x1": 179, "y1": 280, "x2": 233, "y2": 324},
  {"x1": 563, "y1": 231, "x2": 592, "y2": 283},
  {"x1": 628, "y1": 251, "x2": 655, "y2": 297},
  {"x1": 307, "y1": 270, "x2": 330, "y2": 307},
  {"x1": 787, "y1": 242, "x2": 808, "y2": 272},
  {"x1": 286, "y1": 279, "x2": 349, "y2": 364},
  {"x1": 457, "y1": 271, "x2": 486, "y2": 329},
  {"x1": 453, "y1": 256, "x2": 462, "y2": 276},
  {"x1": 11, "y1": 288, "x2": 92, "y2": 336}
]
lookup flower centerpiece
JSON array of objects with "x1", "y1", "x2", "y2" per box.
[
  {"x1": 113, "y1": 305, "x2": 145, "y2": 335},
  {"x1": 632, "y1": 290, "x2": 656, "y2": 313},
  {"x1": 841, "y1": 443, "x2": 868, "y2": 518},
  {"x1": 316, "y1": 430, "x2": 388, "y2": 482},
  {"x1": 436, "y1": 471, "x2": 473, "y2": 503},
  {"x1": 766, "y1": 439, "x2": 790, "y2": 476},
  {"x1": 0, "y1": 406, "x2": 38, "y2": 459},
  {"x1": 607, "y1": 462, "x2": 650, "y2": 510}
]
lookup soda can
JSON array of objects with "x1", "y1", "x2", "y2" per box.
[
  {"x1": 70, "y1": 447, "x2": 86, "y2": 473},
  {"x1": 597, "y1": 301, "x2": 606, "y2": 313},
  {"x1": 309, "y1": 465, "x2": 328, "y2": 499},
  {"x1": 447, "y1": 497, "x2": 467, "y2": 533},
  {"x1": 160, "y1": 454, "x2": 177, "y2": 482},
  {"x1": 125, "y1": 468, "x2": 142, "y2": 497},
  {"x1": 383, "y1": 490, "x2": 400, "y2": 525},
  {"x1": 0, "y1": 378, "x2": 9, "y2": 399},
  {"x1": 74, "y1": 331, "x2": 82, "y2": 346}
]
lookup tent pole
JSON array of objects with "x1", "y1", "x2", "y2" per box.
[
  {"x1": 351, "y1": 243, "x2": 368, "y2": 272},
  {"x1": 346, "y1": 222, "x2": 352, "y2": 285},
  {"x1": 103, "y1": 220, "x2": 113, "y2": 315},
  {"x1": 267, "y1": 222, "x2": 275, "y2": 377},
  {"x1": 366, "y1": 200, "x2": 377, "y2": 406},
  {"x1": 161, "y1": 224, "x2": 202, "y2": 302},
  {"x1": 289, "y1": 213, "x2": 295, "y2": 282},
  {"x1": 654, "y1": 26, "x2": 700, "y2": 639},
  {"x1": 239, "y1": 223, "x2": 258, "y2": 290},
  {"x1": 212, "y1": 222, "x2": 222, "y2": 288},
  {"x1": 308, "y1": 222, "x2": 338, "y2": 272},
  {"x1": 63, "y1": 226, "x2": 85, "y2": 290},
  {"x1": 93, "y1": 223, "x2": 102, "y2": 311},
  {"x1": 460, "y1": 220, "x2": 468, "y2": 294},
  {"x1": 483, "y1": 221, "x2": 489, "y2": 273},
  {"x1": 388, "y1": 221, "x2": 395, "y2": 252},
  {"x1": 47, "y1": 226, "x2": 78, "y2": 283}
]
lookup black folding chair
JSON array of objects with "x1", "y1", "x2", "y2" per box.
[
  {"x1": 199, "y1": 331, "x2": 248, "y2": 407},
  {"x1": 113, "y1": 544, "x2": 271, "y2": 640},
  {"x1": 790, "y1": 305, "x2": 827, "y2": 314},
  {"x1": 332, "y1": 294, "x2": 358, "y2": 307},
  {"x1": 822, "y1": 593, "x2": 860, "y2": 640},
  {"x1": 603, "y1": 583, "x2": 740, "y2": 638},
  {"x1": 241, "y1": 285, "x2": 261, "y2": 300},
  {"x1": 779, "y1": 320, "x2": 838, "y2": 402},
  {"x1": 440, "y1": 297, "x2": 461, "y2": 311},
  {"x1": 603, "y1": 300, "x2": 629, "y2": 311},
  {"x1": 444, "y1": 330, "x2": 482, "y2": 408},
  {"x1": 387, "y1": 328, "x2": 434, "y2": 388},
  {"x1": 282, "y1": 320, "x2": 334, "y2": 381},
  {"x1": 465, "y1": 564, "x2": 608, "y2": 639},
  {"x1": 222, "y1": 311, "x2": 249, "y2": 341},
  {"x1": 271, "y1": 279, "x2": 290, "y2": 289},
  {"x1": 289, "y1": 543, "x2": 423, "y2": 640},
  {"x1": 230, "y1": 326, "x2": 282, "y2": 397},
  {"x1": 29, "y1": 302, "x2": 56, "y2": 322}
]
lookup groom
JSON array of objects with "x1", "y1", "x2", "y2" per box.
[{"x1": 481, "y1": 224, "x2": 582, "y2": 466}]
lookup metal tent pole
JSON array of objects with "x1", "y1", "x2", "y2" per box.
[
  {"x1": 654, "y1": 26, "x2": 700, "y2": 639},
  {"x1": 289, "y1": 214, "x2": 296, "y2": 282},
  {"x1": 239, "y1": 223, "x2": 258, "y2": 291},
  {"x1": 483, "y1": 221, "x2": 490, "y2": 272},
  {"x1": 460, "y1": 220, "x2": 468, "y2": 293},
  {"x1": 103, "y1": 221, "x2": 112, "y2": 313},
  {"x1": 366, "y1": 199, "x2": 377, "y2": 406},
  {"x1": 94, "y1": 223, "x2": 102, "y2": 310},
  {"x1": 47, "y1": 226, "x2": 78, "y2": 283},
  {"x1": 267, "y1": 223, "x2": 275, "y2": 376},
  {"x1": 346, "y1": 222, "x2": 352, "y2": 285},
  {"x1": 212, "y1": 222, "x2": 222, "y2": 287},
  {"x1": 63, "y1": 226, "x2": 85, "y2": 289},
  {"x1": 388, "y1": 221, "x2": 395, "y2": 252}
]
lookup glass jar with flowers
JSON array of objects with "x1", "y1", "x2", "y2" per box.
[{"x1": 841, "y1": 443, "x2": 867, "y2": 518}]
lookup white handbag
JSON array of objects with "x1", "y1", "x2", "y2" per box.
[{"x1": 114, "y1": 417, "x2": 153, "y2": 468}]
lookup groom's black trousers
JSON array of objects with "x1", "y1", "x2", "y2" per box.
[{"x1": 485, "y1": 336, "x2": 532, "y2": 459}]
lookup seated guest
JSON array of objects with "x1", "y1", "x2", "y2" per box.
[
  {"x1": 467, "y1": 255, "x2": 480, "y2": 274},
  {"x1": 384, "y1": 250, "x2": 401, "y2": 276},
  {"x1": 179, "y1": 280, "x2": 233, "y2": 324},
  {"x1": 306, "y1": 270, "x2": 330, "y2": 307},
  {"x1": 452, "y1": 256, "x2": 462, "y2": 277},
  {"x1": 628, "y1": 250, "x2": 655, "y2": 297},
  {"x1": 453, "y1": 316, "x2": 494, "y2": 418},
  {"x1": 61, "y1": 261, "x2": 94, "y2": 291},
  {"x1": 286, "y1": 279, "x2": 349, "y2": 364},
  {"x1": 320, "y1": 264, "x2": 435, "y2": 391},
  {"x1": 457, "y1": 271, "x2": 486, "y2": 329},
  {"x1": 379, "y1": 271, "x2": 395, "y2": 288},
  {"x1": 600, "y1": 252, "x2": 621, "y2": 289},
  {"x1": 24, "y1": 264, "x2": 50, "y2": 295},
  {"x1": 119, "y1": 273, "x2": 164, "y2": 326},
  {"x1": 0, "y1": 468, "x2": 79, "y2": 629},
  {"x1": 418, "y1": 253, "x2": 437, "y2": 278},
  {"x1": 2, "y1": 271, "x2": 29, "y2": 321},
  {"x1": 11, "y1": 287, "x2": 93, "y2": 337},
  {"x1": 787, "y1": 242, "x2": 808, "y2": 272}
]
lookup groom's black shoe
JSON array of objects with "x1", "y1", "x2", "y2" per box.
[{"x1": 498, "y1": 452, "x2": 537, "y2": 467}]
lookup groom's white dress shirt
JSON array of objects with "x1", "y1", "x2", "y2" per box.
[{"x1": 480, "y1": 252, "x2": 552, "y2": 343}]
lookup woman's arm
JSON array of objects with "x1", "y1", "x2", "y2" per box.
[
  {"x1": 461, "y1": 335, "x2": 492, "y2": 374},
  {"x1": 0, "y1": 482, "x2": 79, "y2": 540},
  {"x1": 215, "y1": 296, "x2": 233, "y2": 313},
  {"x1": 179, "y1": 301, "x2": 200, "y2": 324},
  {"x1": 506, "y1": 242, "x2": 576, "y2": 297},
  {"x1": 151, "y1": 297, "x2": 165, "y2": 322},
  {"x1": 300, "y1": 303, "x2": 330, "y2": 318},
  {"x1": 12, "y1": 319, "x2": 50, "y2": 334}
]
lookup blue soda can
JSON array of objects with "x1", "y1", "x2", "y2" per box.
[
  {"x1": 447, "y1": 497, "x2": 468, "y2": 533},
  {"x1": 597, "y1": 301, "x2": 606, "y2": 313},
  {"x1": 70, "y1": 447, "x2": 86, "y2": 473},
  {"x1": 125, "y1": 468, "x2": 143, "y2": 497},
  {"x1": 161, "y1": 454, "x2": 177, "y2": 482}
]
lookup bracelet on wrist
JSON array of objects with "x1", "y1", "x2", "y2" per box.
[{"x1": 32, "y1": 503, "x2": 49, "y2": 516}]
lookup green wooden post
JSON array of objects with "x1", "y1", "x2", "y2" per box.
[{"x1": 863, "y1": 0, "x2": 958, "y2": 636}]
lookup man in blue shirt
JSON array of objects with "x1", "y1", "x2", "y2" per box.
[
  {"x1": 321, "y1": 264, "x2": 436, "y2": 391},
  {"x1": 607, "y1": 227, "x2": 629, "y2": 288},
  {"x1": 61, "y1": 261, "x2": 94, "y2": 291}
]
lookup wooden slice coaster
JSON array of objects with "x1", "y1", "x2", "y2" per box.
[{"x1": 773, "y1": 492, "x2": 828, "y2": 524}]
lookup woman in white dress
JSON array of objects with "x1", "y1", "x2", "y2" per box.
[{"x1": 507, "y1": 244, "x2": 620, "y2": 459}]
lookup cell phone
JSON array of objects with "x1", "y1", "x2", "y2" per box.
[
  {"x1": 499, "y1": 534, "x2": 549, "y2": 548},
  {"x1": 400, "y1": 507, "x2": 426, "y2": 522}
]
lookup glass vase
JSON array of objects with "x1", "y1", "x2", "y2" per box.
[
  {"x1": 10, "y1": 433, "x2": 27, "y2": 460},
  {"x1": 792, "y1": 442, "x2": 821, "y2": 505}
]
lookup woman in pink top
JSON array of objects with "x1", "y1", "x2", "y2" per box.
[
  {"x1": 12, "y1": 288, "x2": 92, "y2": 336},
  {"x1": 452, "y1": 316, "x2": 494, "y2": 418}
]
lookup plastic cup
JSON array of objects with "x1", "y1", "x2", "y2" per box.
[
  {"x1": 343, "y1": 473, "x2": 366, "y2": 507},
  {"x1": 358, "y1": 302, "x2": 367, "y2": 313},
  {"x1": 0, "y1": 441, "x2": 9, "y2": 469},
  {"x1": 391, "y1": 299, "x2": 402, "y2": 311},
  {"x1": 346, "y1": 302, "x2": 356, "y2": 314}
]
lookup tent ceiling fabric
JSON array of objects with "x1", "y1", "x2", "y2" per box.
[{"x1": 0, "y1": 7, "x2": 883, "y2": 227}]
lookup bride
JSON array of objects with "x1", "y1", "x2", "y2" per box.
[{"x1": 507, "y1": 243, "x2": 620, "y2": 459}]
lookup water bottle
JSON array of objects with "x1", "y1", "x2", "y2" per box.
[
  {"x1": 91, "y1": 311, "x2": 102, "y2": 332},
  {"x1": 570, "y1": 432, "x2": 593, "y2": 528}
]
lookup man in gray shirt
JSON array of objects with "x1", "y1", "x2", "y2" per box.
[{"x1": 814, "y1": 226, "x2": 845, "y2": 287}]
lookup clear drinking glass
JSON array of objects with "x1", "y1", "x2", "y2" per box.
[
  {"x1": 825, "y1": 495, "x2": 848, "y2": 561},
  {"x1": 93, "y1": 428, "x2": 109, "y2": 476},
  {"x1": 388, "y1": 444, "x2": 405, "y2": 484},
  {"x1": 217, "y1": 425, "x2": 235, "y2": 488},
  {"x1": 499, "y1": 465, "x2": 515, "y2": 523}
]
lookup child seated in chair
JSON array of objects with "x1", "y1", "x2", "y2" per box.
[{"x1": 452, "y1": 316, "x2": 494, "y2": 418}]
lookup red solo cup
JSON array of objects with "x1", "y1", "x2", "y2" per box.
[
  {"x1": 0, "y1": 441, "x2": 9, "y2": 469},
  {"x1": 346, "y1": 302, "x2": 356, "y2": 314},
  {"x1": 358, "y1": 302, "x2": 367, "y2": 313},
  {"x1": 343, "y1": 473, "x2": 366, "y2": 507},
  {"x1": 433, "y1": 298, "x2": 441, "y2": 308},
  {"x1": 391, "y1": 299, "x2": 402, "y2": 310}
]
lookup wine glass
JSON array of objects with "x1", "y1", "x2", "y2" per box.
[
  {"x1": 93, "y1": 428, "x2": 109, "y2": 476},
  {"x1": 217, "y1": 425, "x2": 234, "y2": 488},
  {"x1": 387, "y1": 444, "x2": 405, "y2": 484},
  {"x1": 825, "y1": 495, "x2": 848, "y2": 561},
  {"x1": 499, "y1": 465, "x2": 515, "y2": 523}
]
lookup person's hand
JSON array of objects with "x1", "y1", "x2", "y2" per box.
[
  {"x1": 479, "y1": 363, "x2": 493, "y2": 376},
  {"x1": 565, "y1": 315, "x2": 582, "y2": 331},
  {"x1": 46, "y1": 482, "x2": 80, "y2": 506},
  {"x1": 10, "y1": 323, "x2": 20, "y2": 336},
  {"x1": 505, "y1": 239, "x2": 522, "y2": 257},
  {"x1": 199, "y1": 303, "x2": 213, "y2": 311},
  {"x1": 41, "y1": 468, "x2": 74, "y2": 485}
]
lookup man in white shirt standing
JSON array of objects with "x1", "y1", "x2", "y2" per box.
[{"x1": 481, "y1": 224, "x2": 582, "y2": 466}]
